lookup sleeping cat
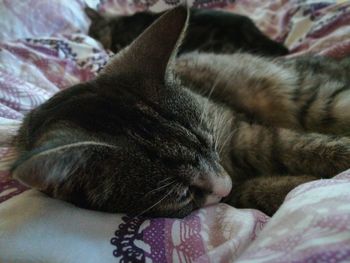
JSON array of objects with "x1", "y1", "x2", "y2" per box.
[
  {"x1": 12, "y1": 7, "x2": 350, "y2": 217},
  {"x1": 85, "y1": 7, "x2": 289, "y2": 56}
]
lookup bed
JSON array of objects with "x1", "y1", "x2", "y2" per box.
[{"x1": 0, "y1": 0, "x2": 350, "y2": 262}]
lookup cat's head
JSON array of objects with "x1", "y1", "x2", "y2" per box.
[
  {"x1": 85, "y1": 7, "x2": 158, "y2": 52},
  {"x1": 12, "y1": 6, "x2": 232, "y2": 218}
]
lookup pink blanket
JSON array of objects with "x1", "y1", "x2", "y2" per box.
[{"x1": 1, "y1": 0, "x2": 350, "y2": 262}]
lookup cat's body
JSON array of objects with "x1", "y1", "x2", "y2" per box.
[
  {"x1": 86, "y1": 7, "x2": 289, "y2": 56},
  {"x1": 12, "y1": 7, "x2": 350, "y2": 217},
  {"x1": 176, "y1": 52, "x2": 350, "y2": 214}
]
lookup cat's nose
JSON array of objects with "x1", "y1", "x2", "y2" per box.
[
  {"x1": 191, "y1": 166, "x2": 232, "y2": 205},
  {"x1": 210, "y1": 168, "x2": 232, "y2": 197}
]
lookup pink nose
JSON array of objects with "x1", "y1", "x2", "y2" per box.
[
  {"x1": 191, "y1": 168, "x2": 232, "y2": 198},
  {"x1": 211, "y1": 169, "x2": 232, "y2": 197}
]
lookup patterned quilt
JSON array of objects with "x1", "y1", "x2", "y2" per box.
[{"x1": 1, "y1": 0, "x2": 350, "y2": 262}]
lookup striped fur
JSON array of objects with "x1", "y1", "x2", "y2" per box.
[
  {"x1": 11, "y1": 7, "x2": 350, "y2": 217},
  {"x1": 176, "y1": 53, "x2": 350, "y2": 214}
]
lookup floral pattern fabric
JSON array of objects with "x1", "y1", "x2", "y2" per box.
[{"x1": 1, "y1": 0, "x2": 350, "y2": 262}]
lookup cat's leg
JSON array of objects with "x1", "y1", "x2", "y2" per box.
[
  {"x1": 223, "y1": 121, "x2": 350, "y2": 180},
  {"x1": 281, "y1": 56, "x2": 350, "y2": 135},
  {"x1": 175, "y1": 54, "x2": 350, "y2": 135},
  {"x1": 175, "y1": 52, "x2": 301, "y2": 129},
  {"x1": 225, "y1": 175, "x2": 317, "y2": 216}
]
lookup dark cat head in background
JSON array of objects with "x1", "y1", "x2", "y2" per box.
[
  {"x1": 85, "y1": 7, "x2": 289, "y2": 56},
  {"x1": 12, "y1": 7, "x2": 232, "y2": 218}
]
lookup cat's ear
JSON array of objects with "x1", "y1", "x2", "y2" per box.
[
  {"x1": 11, "y1": 143, "x2": 107, "y2": 191},
  {"x1": 85, "y1": 7, "x2": 104, "y2": 23},
  {"x1": 85, "y1": 7, "x2": 112, "y2": 50},
  {"x1": 100, "y1": 6, "x2": 189, "y2": 80}
]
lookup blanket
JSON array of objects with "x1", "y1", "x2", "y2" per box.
[{"x1": 1, "y1": 0, "x2": 350, "y2": 262}]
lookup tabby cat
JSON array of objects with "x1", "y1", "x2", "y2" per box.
[
  {"x1": 85, "y1": 7, "x2": 288, "y2": 56},
  {"x1": 12, "y1": 7, "x2": 350, "y2": 217}
]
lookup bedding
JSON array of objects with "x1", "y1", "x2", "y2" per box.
[{"x1": 0, "y1": 0, "x2": 350, "y2": 262}]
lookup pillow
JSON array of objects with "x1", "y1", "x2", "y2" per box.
[{"x1": 0, "y1": 0, "x2": 90, "y2": 41}]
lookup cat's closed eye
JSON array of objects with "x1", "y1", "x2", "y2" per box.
[
  {"x1": 12, "y1": 7, "x2": 233, "y2": 218},
  {"x1": 15, "y1": 4, "x2": 345, "y2": 219}
]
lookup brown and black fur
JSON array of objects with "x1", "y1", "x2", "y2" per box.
[
  {"x1": 11, "y1": 7, "x2": 350, "y2": 217},
  {"x1": 85, "y1": 7, "x2": 289, "y2": 56}
]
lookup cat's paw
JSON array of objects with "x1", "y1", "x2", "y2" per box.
[{"x1": 224, "y1": 175, "x2": 317, "y2": 216}]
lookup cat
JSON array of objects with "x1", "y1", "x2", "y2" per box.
[
  {"x1": 85, "y1": 7, "x2": 289, "y2": 56},
  {"x1": 11, "y1": 7, "x2": 350, "y2": 218}
]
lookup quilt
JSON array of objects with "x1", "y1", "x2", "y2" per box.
[{"x1": 0, "y1": 0, "x2": 350, "y2": 262}]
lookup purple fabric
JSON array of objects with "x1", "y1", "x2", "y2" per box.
[{"x1": 0, "y1": 0, "x2": 350, "y2": 262}]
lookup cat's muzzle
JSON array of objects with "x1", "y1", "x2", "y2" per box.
[{"x1": 191, "y1": 167, "x2": 232, "y2": 206}]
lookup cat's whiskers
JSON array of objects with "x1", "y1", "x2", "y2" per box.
[
  {"x1": 199, "y1": 77, "x2": 220, "y2": 126},
  {"x1": 209, "y1": 105, "x2": 235, "y2": 157},
  {"x1": 133, "y1": 183, "x2": 179, "y2": 218},
  {"x1": 210, "y1": 70, "x2": 237, "y2": 149},
  {"x1": 207, "y1": 75, "x2": 226, "y2": 147},
  {"x1": 144, "y1": 180, "x2": 176, "y2": 196},
  {"x1": 212, "y1": 111, "x2": 222, "y2": 152},
  {"x1": 217, "y1": 115, "x2": 234, "y2": 154},
  {"x1": 218, "y1": 128, "x2": 236, "y2": 155},
  {"x1": 211, "y1": 108, "x2": 226, "y2": 152},
  {"x1": 157, "y1": 177, "x2": 173, "y2": 185}
]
